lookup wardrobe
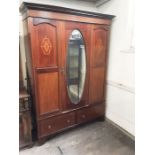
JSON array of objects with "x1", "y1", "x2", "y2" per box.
[{"x1": 20, "y1": 2, "x2": 115, "y2": 142}]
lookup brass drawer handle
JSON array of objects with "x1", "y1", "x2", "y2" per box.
[
  {"x1": 60, "y1": 68, "x2": 65, "y2": 73},
  {"x1": 48, "y1": 125, "x2": 52, "y2": 129},
  {"x1": 82, "y1": 114, "x2": 86, "y2": 118},
  {"x1": 67, "y1": 119, "x2": 71, "y2": 123}
]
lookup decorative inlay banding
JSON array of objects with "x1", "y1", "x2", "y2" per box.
[
  {"x1": 96, "y1": 38, "x2": 104, "y2": 51},
  {"x1": 41, "y1": 36, "x2": 52, "y2": 55}
]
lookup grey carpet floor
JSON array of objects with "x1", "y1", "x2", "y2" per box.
[{"x1": 20, "y1": 121, "x2": 135, "y2": 155}]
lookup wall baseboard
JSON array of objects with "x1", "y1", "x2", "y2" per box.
[{"x1": 106, "y1": 117, "x2": 135, "y2": 141}]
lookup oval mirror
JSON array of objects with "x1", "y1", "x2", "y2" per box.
[{"x1": 66, "y1": 30, "x2": 86, "y2": 104}]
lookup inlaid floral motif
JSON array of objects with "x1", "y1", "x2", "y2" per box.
[{"x1": 41, "y1": 36, "x2": 52, "y2": 55}]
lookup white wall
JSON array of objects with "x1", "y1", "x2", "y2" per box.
[{"x1": 97, "y1": 0, "x2": 135, "y2": 135}]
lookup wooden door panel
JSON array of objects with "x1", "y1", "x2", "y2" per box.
[
  {"x1": 37, "y1": 72, "x2": 59, "y2": 115},
  {"x1": 32, "y1": 18, "x2": 61, "y2": 117},
  {"x1": 89, "y1": 25, "x2": 109, "y2": 105},
  {"x1": 33, "y1": 18, "x2": 58, "y2": 67},
  {"x1": 61, "y1": 22, "x2": 90, "y2": 109},
  {"x1": 91, "y1": 26, "x2": 107, "y2": 67},
  {"x1": 89, "y1": 67, "x2": 105, "y2": 104}
]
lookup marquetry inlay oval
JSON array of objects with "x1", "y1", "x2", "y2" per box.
[{"x1": 41, "y1": 36, "x2": 52, "y2": 55}]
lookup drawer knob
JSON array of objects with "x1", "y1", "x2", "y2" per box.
[
  {"x1": 48, "y1": 125, "x2": 52, "y2": 129},
  {"x1": 82, "y1": 114, "x2": 86, "y2": 118},
  {"x1": 67, "y1": 119, "x2": 71, "y2": 123}
]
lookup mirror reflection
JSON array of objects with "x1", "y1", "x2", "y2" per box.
[{"x1": 66, "y1": 30, "x2": 86, "y2": 104}]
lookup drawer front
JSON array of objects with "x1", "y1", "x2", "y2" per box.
[
  {"x1": 38, "y1": 112, "x2": 75, "y2": 137},
  {"x1": 77, "y1": 104, "x2": 104, "y2": 124}
]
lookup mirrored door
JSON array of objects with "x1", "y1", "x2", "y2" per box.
[
  {"x1": 66, "y1": 30, "x2": 86, "y2": 104},
  {"x1": 61, "y1": 22, "x2": 90, "y2": 109}
]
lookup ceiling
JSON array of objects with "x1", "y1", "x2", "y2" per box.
[
  {"x1": 74, "y1": 0, "x2": 99, "y2": 2},
  {"x1": 70, "y1": 0, "x2": 110, "y2": 7},
  {"x1": 20, "y1": 0, "x2": 110, "y2": 8}
]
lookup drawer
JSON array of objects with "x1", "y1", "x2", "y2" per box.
[
  {"x1": 38, "y1": 112, "x2": 75, "y2": 137},
  {"x1": 77, "y1": 104, "x2": 104, "y2": 124}
]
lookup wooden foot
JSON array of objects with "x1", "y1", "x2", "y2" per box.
[
  {"x1": 98, "y1": 115, "x2": 105, "y2": 121},
  {"x1": 37, "y1": 137, "x2": 47, "y2": 146}
]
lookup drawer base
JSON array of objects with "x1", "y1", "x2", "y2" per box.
[{"x1": 37, "y1": 104, "x2": 104, "y2": 140}]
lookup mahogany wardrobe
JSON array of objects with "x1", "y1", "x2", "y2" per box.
[{"x1": 20, "y1": 2, "x2": 115, "y2": 143}]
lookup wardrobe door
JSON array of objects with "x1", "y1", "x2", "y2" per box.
[
  {"x1": 61, "y1": 22, "x2": 91, "y2": 109},
  {"x1": 32, "y1": 18, "x2": 61, "y2": 117},
  {"x1": 89, "y1": 25, "x2": 109, "y2": 104}
]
